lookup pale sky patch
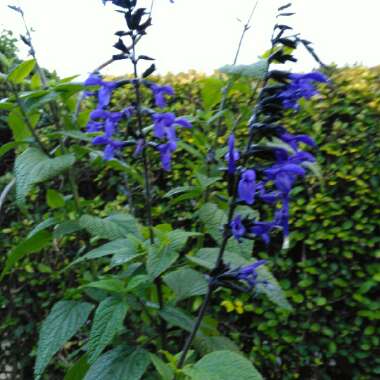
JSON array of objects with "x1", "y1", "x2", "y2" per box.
[{"x1": 0, "y1": 0, "x2": 379, "y2": 79}]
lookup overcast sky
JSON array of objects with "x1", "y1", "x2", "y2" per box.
[{"x1": 0, "y1": 0, "x2": 379, "y2": 79}]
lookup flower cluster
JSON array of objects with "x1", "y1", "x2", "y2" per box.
[
  {"x1": 278, "y1": 72, "x2": 328, "y2": 110},
  {"x1": 84, "y1": 75, "x2": 191, "y2": 169},
  {"x1": 226, "y1": 68, "x2": 326, "y2": 249}
]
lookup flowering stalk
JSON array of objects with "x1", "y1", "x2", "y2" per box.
[
  {"x1": 85, "y1": 0, "x2": 190, "y2": 350},
  {"x1": 177, "y1": 1, "x2": 327, "y2": 368}
]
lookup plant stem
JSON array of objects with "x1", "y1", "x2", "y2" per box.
[
  {"x1": 177, "y1": 3, "x2": 281, "y2": 368},
  {"x1": 130, "y1": 32, "x2": 167, "y2": 348},
  {"x1": 177, "y1": 285, "x2": 212, "y2": 369}
]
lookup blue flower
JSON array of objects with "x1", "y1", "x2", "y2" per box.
[
  {"x1": 153, "y1": 112, "x2": 191, "y2": 143},
  {"x1": 238, "y1": 169, "x2": 256, "y2": 205},
  {"x1": 230, "y1": 215, "x2": 246, "y2": 241},
  {"x1": 85, "y1": 74, "x2": 117, "y2": 109},
  {"x1": 279, "y1": 132, "x2": 316, "y2": 151},
  {"x1": 225, "y1": 133, "x2": 240, "y2": 174},
  {"x1": 251, "y1": 221, "x2": 275, "y2": 245},
  {"x1": 274, "y1": 197, "x2": 290, "y2": 237},
  {"x1": 92, "y1": 135, "x2": 125, "y2": 160},
  {"x1": 157, "y1": 141, "x2": 177, "y2": 171},
  {"x1": 265, "y1": 163, "x2": 305, "y2": 194},
  {"x1": 236, "y1": 260, "x2": 267, "y2": 288},
  {"x1": 278, "y1": 71, "x2": 328, "y2": 110},
  {"x1": 151, "y1": 84, "x2": 174, "y2": 108}
]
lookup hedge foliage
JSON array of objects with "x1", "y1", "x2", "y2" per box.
[{"x1": 0, "y1": 28, "x2": 379, "y2": 378}]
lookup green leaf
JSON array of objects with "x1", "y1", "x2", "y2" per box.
[
  {"x1": 200, "y1": 77, "x2": 224, "y2": 109},
  {"x1": 0, "y1": 142, "x2": 19, "y2": 158},
  {"x1": 0, "y1": 230, "x2": 52, "y2": 280},
  {"x1": 15, "y1": 148, "x2": 76, "y2": 206},
  {"x1": 149, "y1": 353, "x2": 174, "y2": 380},
  {"x1": 27, "y1": 218, "x2": 57, "y2": 238},
  {"x1": 183, "y1": 351, "x2": 263, "y2": 380},
  {"x1": 159, "y1": 306, "x2": 196, "y2": 333},
  {"x1": 218, "y1": 60, "x2": 268, "y2": 79},
  {"x1": 164, "y1": 186, "x2": 197, "y2": 198},
  {"x1": 163, "y1": 268, "x2": 208, "y2": 301},
  {"x1": 146, "y1": 229, "x2": 196, "y2": 279},
  {"x1": 187, "y1": 248, "x2": 292, "y2": 311},
  {"x1": 88, "y1": 297, "x2": 128, "y2": 364},
  {"x1": 34, "y1": 301, "x2": 94, "y2": 380},
  {"x1": 197, "y1": 203, "x2": 227, "y2": 242},
  {"x1": 53, "y1": 221, "x2": 83, "y2": 239},
  {"x1": 194, "y1": 336, "x2": 240, "y2": 355},
  {"x1": 82, "y1": 279, "x2": 125, "y2": 294},
  {"x1": 79, "y1": 213, "x2": 140, "y2": 240},
  {"x1": 46, "y1": 189, "x2": 65, "y2": 208},
  {"x1": 147, "y1": 243, "x2": 179, "y2": 280},
  {"x1": 64, "y1": 355, "x2": 90, "y2": 380},
  {"x1": 8, "y1": 108, "x2": 39, "y2": 142},
  {"x1": 84, "y1": 347, "x2": 150, "y2": 380},
  {"x1": 8, "y1": 59, "x2": 36, "y2": 84}
]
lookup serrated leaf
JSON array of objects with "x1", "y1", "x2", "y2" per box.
[
  {"x1": 84, "y1": 347, "x2": 150, "y2": 380},
  {"x1": 218, "y1": 60, "x2": 268, "y2": 80},
  {"x1": 82, "y1": 279, "x2": 125, "y2": 293},
  {"x1": 164, "y1": 186, "x2": 197, "y2": 198},
  {"x1": 34, "y1": 301, "x2": 94, "y2": 380},
  {"x1": 197, "y1": 203, "x2": 227, "y2": 242},
  {"x1": 147, "y1": 243, "x2": 179, "y2": 280},
  {"x1": 79, "y1": 213, "x2": 140, "y2": 240},
  {"x1": 163, "y1": 268, "x2": 208, "y2": 301},
  {"x1": 159, "y1": 306, "x2": 196, "y2": 333},
  {"x1": 64, "y1": 355, "x2": 90, "y2": 380},
  {"x1": 53, "y1": 221, "x2": 82, "y2": 239},
  {"x1": 88, "y1": 297, "x2": 128, "y2": 364},
  {"x1": 8, "y1": 59, "x2": 35, "y2": 84},
  {"x1": 0, "y1": 230, "x2": 52, "y2": 280},
  {"x1": 194, "y1": 336, "x2": 240, "y2": 355},
  {"x1": 27, "y1": 218, "x2": 57, "y2": 238},
  {"x1": 15, "y1": 148, "x2": 76, "y2": 206},
  {"x1": 187, "y1": 248, "x2": 292, "y2": 311},
  {"x1": 147, "y1": 229, "x2": 197, "y2": 279},
  {"x1": 183, "y1": 350, "x2": 263, "y2": 380},
  {"x1": 149, "y1": 353, "x2": 174, "y2": 380},
  {"x1": 69, "y1": 238, "x2": 136, "y2": 267}
]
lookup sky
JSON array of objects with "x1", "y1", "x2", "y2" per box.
[{"x1": 0, "y1": 0, "x2": 379, "y2": 79}]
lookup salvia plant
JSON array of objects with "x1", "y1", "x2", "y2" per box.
[{"x1": 0, "y1": 1, "x2": 329, "y2": 379}]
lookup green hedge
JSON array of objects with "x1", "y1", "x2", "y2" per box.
[{"x1": 1, "y1": 64, "x2": 379, "y2": 379}]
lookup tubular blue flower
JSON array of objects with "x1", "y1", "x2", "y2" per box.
[
  {"x1": 251, "y1": 221, "x2": 275, "y2": 245},
  {"x1": 238, "y1": 169, "x2": 256, "y2": 205},
  {"x1": 153, "y1": 112, "x2": 191, "y2": 143},
  {"x1": 236, "y1": 260, "x2": 267, "y2": 288},
  {"x1": 98, "y1": 82, "x2": 117, "y2": 109},
  {"x1": 90, "y1": 109, "x2": 109, "y2": 120},
  {"x1": 86, "y1": 120, "x2": 103, "y2": 133},
  {"x1": 157, "y1": 141, "x2": 177, "y2": 171},
  {"x1": 225, "y1": 133, "x2": 240, "y2": 174},
  {"x1": 265, "y1": 163, "x2": 306, "y2": 194},
  {"x1": 279, "y1": 132, "x2": 316, "y2": 151},
  {"x1": 278, "y1": 71, "x2": 328, "y2": 110},
  {"x1": 151, "y1": 83, "x2": 174, "y2": 108},
  {"x1": 92, "y1": 135, "x2": 125, "y2": 160},
  {"x1": 230, "y1": 215, "x2": 246, "y2": 241},
  {"x1": 274, "y1": 197, "x2": 290, "y2": 237},
  {"x1": 84, "y1": 73, "x2": 103, "y2": 86}
]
